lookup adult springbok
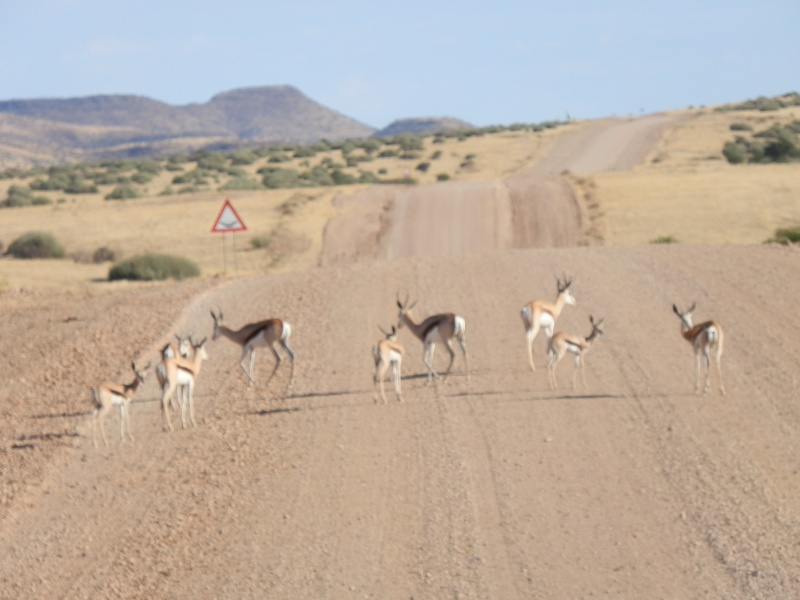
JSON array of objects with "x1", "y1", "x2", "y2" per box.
[
  {"x1": 372, "y1": 325, "x2": 405, "y2": 403},
  {"x1": 547, "y1": 316, "x2": 604, "y2": 390},
  {"x1": 91, "y1": 361, "x2": 150, "y2": 447},
  {"x1": 396, "y1": 293, "x2": 469, "y2": 383},
  {"x1": 160, "y1": 337, "x2": 209, "y2": 431},
  {"x1": 521, "y1": 275, "x2": 576, "y2": 371},
  {"x1": 672, "y1": 303, "x2": 725, "y2": 395},
  {"x1": 210, "y1": 309, "x2": 295, "y2": 392}
]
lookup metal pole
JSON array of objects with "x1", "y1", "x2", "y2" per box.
[
  {"x1": 222, "y1": 232, "x2": 228, "y2": 273},
  {"x1": 233, "y1": 232, "x2": 239, "y2": 273}
]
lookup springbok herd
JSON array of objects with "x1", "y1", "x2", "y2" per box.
[{"x1": 91, "y1": 276, "x2": 726, "y2": 447}]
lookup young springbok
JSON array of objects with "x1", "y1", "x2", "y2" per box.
[
  {"x1": 372, "y1": 325, "x2": 405, "y2": 403},
  {"x1": 160, "y1": 337, "x2": 209, "y2": 431},
  {"x1": 672, "y1": 303, "x2": 725, "y2": 395},
  {"x1": 547, "y1": 316, "x2": 604, "y2": 390},
  {"x1": 521, "y1": 275, "x2": 576, "y2": 371},
  {"x1": 156, "y1": 334, "x2": 191, "y2": 412},
  {"x1": 91, "y1": 361, "x2": 150, "y2": 447},
  {"x1": 396, "y1": 294, "x2": 469, "y2": 383},
  {"x1": 210, "y1": 309, "x2": 295, "y2": 392}
]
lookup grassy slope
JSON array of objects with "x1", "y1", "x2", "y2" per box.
[{"x1": 589, "y1": 106, "x2": 800, "y2": 244}]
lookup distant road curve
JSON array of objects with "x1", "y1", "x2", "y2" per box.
[{"x1": 320, "y1": 114, "x2": 680, "y2": 265}]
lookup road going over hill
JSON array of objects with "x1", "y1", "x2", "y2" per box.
[
  {"x1": 1, "y1": 114, "x2": 799, "y2": 599},
  {"x1": 320, "y1": 114, "x2": 677, "y2": 263}
]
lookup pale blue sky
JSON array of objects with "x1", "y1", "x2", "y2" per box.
[{"x1": 1, "y1": 1, "x2": 798, "y2": 128}]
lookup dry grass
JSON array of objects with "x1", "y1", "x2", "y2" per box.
[
  {"x1": 0, "y1": 127, "x2": 567, "y2": 291},
  {"x1": 1, "y1": 108, "x2": 798, "y2": 291},
  {"x1": 589, "y1": 106, "x2": 800, "y2": 245}
]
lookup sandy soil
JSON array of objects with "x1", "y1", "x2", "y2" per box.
[{"x1": 1, "y1": 115, "x2": 799, "y2": 599}]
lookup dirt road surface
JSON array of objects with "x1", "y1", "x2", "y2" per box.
[{"x1": 2, "y1": 114, "x2": 799, "y2": 599}]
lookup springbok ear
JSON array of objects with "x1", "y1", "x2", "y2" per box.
[
  {"x1": 688, "y1": 302, "x2": 696, "y2": 314},
  {"x1": 672, "y1": 304, "x2": 681, "y2": 316},
  {"x1": 397, "y1": 300, "x2": 403, "y2": 309},
  {"x1": 408, "y1": 300, "x2": 418, "y2": 309},
  {"x1": 391, "y1": 325, "x2": 396, "y2": 334},
  {"x1": 131, "y1": 361, "x2": 136, "y2": 371}
]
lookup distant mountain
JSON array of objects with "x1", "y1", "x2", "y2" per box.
[
  {"x1": 0, "y1": 86, "x2": 376, "y2": 166},
  {"x1": 374, "y1": 117, "x2": 474, "y2": 138}
]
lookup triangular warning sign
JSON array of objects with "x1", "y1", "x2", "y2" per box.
[{"x1": 211, "y1": 199, "x2": 247, "y2": 233}]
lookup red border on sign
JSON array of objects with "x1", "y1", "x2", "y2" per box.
[{"x1": 211, "y1": 199, "x2": 247, "y2": 233}]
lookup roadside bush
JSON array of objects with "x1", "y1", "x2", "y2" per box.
[
  {"x1": 250, "y1": 234, "x2": 272, "y2": 250},
  {"x1": 729, "y1": 123, "x2": 752, "y2": 132},
  {"x1": 7, "y1": 231, "x2": 65, "y2": 259},
  {"x1": 766, "y1": 226, "x2": 800, "y2": 245},
  {"x1": 108, "y1": 253, "x2": 200, "y2": 281},
  {"x1": 651, "y1": 235, "x2": 679, "y2": 244},
  {"x1": 436, "y1": 173, "x2": 451, "y2": 181},
  {"x1": 722, "y1": 123, "x2": 800, "y2": 164},
  {"x1": 105, "y1": 184, "x2": 143, "y2": 200}
]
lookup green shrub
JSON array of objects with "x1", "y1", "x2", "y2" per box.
[
  {"x1": 729, "y1": 123, "x2": 752, "y2": 132},
  {"x1": 109, "y1": 253, "x2": 200, "y2": 281},
  {"x1": 651, "y1": 235, "x2": 679, "y2": 244},
  {"x1": 436, "y1": 173, "x2": 451, "y2": 181},
  {"x1": 722, "y1": 141, "x2": 748, "y2": 164},
  {"x1": 105, "y1": 184, "x2": 143, "y2": 200},
  {"x1": 92, "y1": 246, "x2": 118, "y2": 263},
  {"x1": 766, "y1": 226, "x2": 800, "y2": 244},
  {"x1": 229, "y1": 148, "x2": 258, "y2": 166},
  {"x1": 358, "y1": 171, "x2": 380, "y2": 184},
  {"x1": 130, "y1": 172, "x2": 153, "y2": 184},
  {"x1": 416, "y1": 162, "x2": 430, "y2": 173},
  {"x1": 7, "y1": 231, "x2": 65, "y2": 259},
  {"x1": 219, "y1": 177, "x2": 264, "y2": 191},
  {"x1": 330, "y1": 170, "x2": 356, "y2": 185},
  {"x1": 3, "y1": 185, "x2": 33, "y2": 207},
  {"x1": 262, "y1": 168, "x2": 301, "y2": 189},
  {"x1": 250, "y1": 235, "x2": 272, "y2": 249}
]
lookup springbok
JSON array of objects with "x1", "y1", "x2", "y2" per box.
[
  {"x1": 156, "y1": 334, "x2": 191, "y2": 412},
  {"x1": 210, "y1": 309, "x2": 295, "y2": 392},
  {"x1": 372, "y1": 325, "x2": 405, "y2": 403},
  {"x1": 396, "y1": 293, "x2": 469, "y2": 383},
  {"x1": 91, "y1": 361, "x2": 151, "y2": 447},
  {"x1": 521, "y1": 275, "x2": 576, "y2": 371},
  {"x1": 547, "y1": 316, "x2": 604, "y2": 390},
  {"x1": 160, "y1": 337, "x2": 209, "y2": 431},
  {"x1": 672, "y1": 303, "x2": 725, "y2": 395}
]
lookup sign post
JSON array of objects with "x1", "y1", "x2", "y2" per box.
[{"x1": 211, "y1": 199, "x2": 247, "y2": 274}]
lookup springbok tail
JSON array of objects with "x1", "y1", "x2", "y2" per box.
[
  {"x1": 521, "y1": 304, "x2": 532, "y2": 326},
  {"x1": 281, "y1": 322, "x2": 292, "y2": 342},
  {"x1": 454, "y1": 316, "x2": 466, "y2": 338}
]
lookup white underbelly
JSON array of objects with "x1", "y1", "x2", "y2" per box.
[{"x1": 425, "y1": 329, "x2": 446, "y2": 345}]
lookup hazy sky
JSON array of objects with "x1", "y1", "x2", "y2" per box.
[{"x1": 2, "y1": 1, "x2": 798, "y2": 128}]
